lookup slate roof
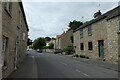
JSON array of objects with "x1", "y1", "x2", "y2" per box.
[
  {"x1": 19, "y1": 2, "x2": 29, "y2": 31},
  {"x1": 74, "y1": 5, "x2": 120, "y2": 32}
]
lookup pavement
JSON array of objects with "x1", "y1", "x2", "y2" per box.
[{"x1": 7, "y1": 51, "x2": 119, "y2": 79}]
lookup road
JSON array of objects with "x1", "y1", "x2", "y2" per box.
[{"x1": 9, "y1": 50, "x2": 118, "y2": 78}]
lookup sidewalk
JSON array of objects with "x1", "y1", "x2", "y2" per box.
[
  {"x1": 71, "y1": 56, "x2": 118, "y2": 72},
  {"x1": 7, "y1": 53, "x2": 38, "y2": 78}
]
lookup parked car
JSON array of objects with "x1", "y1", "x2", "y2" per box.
[{"x1": 37, "y1": 49, "x2": 43, "y2": 53}]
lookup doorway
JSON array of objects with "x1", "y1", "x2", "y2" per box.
[{"x1": 98, "y1": 40, "x2": 104, "y2": 58}]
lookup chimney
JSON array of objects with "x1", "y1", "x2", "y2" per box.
[{"x1": 94, "y1": 10, "x2": 102, "y2": 18}]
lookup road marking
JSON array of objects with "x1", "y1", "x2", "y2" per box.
[
  {"x1": 76, "y1": 69, "x2": 89, "y2": 77},
  {"x1": 32, "y1": 55, "x2": 38, "y2": 78},
  {"x1": 32, "y1": 56, "x2": 35, "y2": 58},
  {"x1": 60, "y1": 62, "x2": 68, "y2": 66}
]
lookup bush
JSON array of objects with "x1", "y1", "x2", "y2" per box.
[
  {"x1": 63, "y1": 45, "x2": 74, "y2": 55},
  {"x1": 80, "y1": 55, "x2": 86, "y2": 58},
  {"x1": 85, "y1": 56, "x2": 89, "y2": 59},
  {"x1": 80, "y1": 55, "x2": 89, "y2": 59}
]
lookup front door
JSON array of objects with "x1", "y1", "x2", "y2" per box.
[{"x1": 98, "y1": 40, "x2": 104, "y2": 58}]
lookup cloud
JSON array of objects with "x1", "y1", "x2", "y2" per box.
[{"x1": 22, "y1": 2, "x2": 118, "y2": 40}]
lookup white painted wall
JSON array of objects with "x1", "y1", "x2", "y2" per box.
[{"x1": 0, "y1": 1, "x2": 2, "y2": 80}]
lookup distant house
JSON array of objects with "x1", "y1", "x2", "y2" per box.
[
  {"x1": 46, "y1": 38, "x2": 56, "y2": 53},
  {"x1": 55, "y1": 30, "x2": 73, "y2": 51},
  {"x1": 55, "y1": 35, "x2": 61, "y2": 50},
  {"x1": 1, "y1": 1, "x2": 29, "y2": 78},
  {"x1": 60, "y1": 30, "x2": 73, "y2": 50},
  {"x1": 73, "y1": 5, "x2": 120, "y2": 62}
]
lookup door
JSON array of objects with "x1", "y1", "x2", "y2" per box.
[{"x1": 98, "y1": 40, "x2": 104, "y2": 58}]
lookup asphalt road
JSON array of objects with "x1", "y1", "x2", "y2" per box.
[
  {"x1": 29, "y1": 51, "x2": 118, "y2": 78},
  {"x1": 9, "y1": 50, "x2": 118, "y2": 79}
]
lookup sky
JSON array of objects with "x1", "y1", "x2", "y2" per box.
[{"x1": 22, "y1": 0, "x2": 119, "y2": 40}]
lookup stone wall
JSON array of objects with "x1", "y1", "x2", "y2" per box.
[
  {"x1": 2, "y1": 2, "x2": 28, "y2": 78},
  {"x1": 60, "y1": 30, "x2": 73, "y2": 50},
  {"x1": 0, "y1": 1, "x2": 2, "y2": 80},
  {"x1": 106, "y1": 16, "x2": 120, "y2": 61}
]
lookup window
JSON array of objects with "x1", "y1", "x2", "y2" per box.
[
  {"x1": 88, "y1": 42, "x2": 93, "y2": 50},
  {"x1": 2, "y1": 36, "x2": 8, "y2": 67},
  {"x1": 80, "y1": 29, "x2": 83, "y2": 38},
  {"x1": 88, "y1": 25, "x2": 92, "y2": 35},
  {"x1": 80, "y1": 43, "x2": 84, "y2": 50},
  {"x1": 5, "y1": 0, "x2": 12, "y2": 13},
  {"x1": 23, "y1": 33, "x2": 25, "y2": 41}
]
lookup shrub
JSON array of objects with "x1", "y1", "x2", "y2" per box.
[
  {"x1": 80, "y1": 55, "x2": 86, "y2": 58},
  {"x1": 63, "y1": 45, "x2": 74, "y2": 55},
  {"x1": 85, "y1": 56, "x2": 89, "y2": 59}
]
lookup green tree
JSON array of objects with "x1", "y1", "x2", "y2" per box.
[
  {"x1": 32, "y1": 37, "x2": 46, "y2": 50},
  {"x1": 68, "y1": 20, "x2": 83, "y2": 30},
  {"x1": 48, "y1": 43, "x2": 54, "y2": 49},
  {"x1": 45, "y1": 37, "x2": 51, "y2": 41}
]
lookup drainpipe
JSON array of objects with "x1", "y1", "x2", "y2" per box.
[{"x1": 0, "y1": 1, "x2": 2, "y2": 79}]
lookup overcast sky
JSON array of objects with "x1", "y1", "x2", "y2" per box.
[{"x1": 22, "y1": 0, "x2": 119, "y2": 40}]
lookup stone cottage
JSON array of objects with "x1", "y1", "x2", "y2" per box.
[
  {"x1": 73, "y1": 5, "x2": 120, "y2": 62},
  {"x1": 60, "y1": 30, "x2": 73, "y2": 50},
  {"x1": 1, "y1": 1, "x2": 29, "y2": 78}
]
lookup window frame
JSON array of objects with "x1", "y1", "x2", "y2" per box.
[
  {"x1": 4, "y1": 0, "x2": 12, "y2": 17},
  {"x1": 2, "y1": 36, "x2": 8, "y2": 67},
  {"x1": 88, "y1": 41, "x2": 93, "y2": 50},
  {"x1": 80, "y1": 29, "x2": 83, "y2": 38},
  {"x1": 80, "y1": 43, "x2": 84, "y2": 50},
  {"x1": 88, "y1": 25, "x2": 92, "y2": 36}
]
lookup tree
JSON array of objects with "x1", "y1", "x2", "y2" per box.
[
  {"x1": 45, "y1": 37, "x2": 51, "y2": 41},
  {"x1": 48, "y1": 43, "x2": 54, "y2": 49},
  {"x1": 32, "y1": 37, "x2": 46, "y2": 50},
  {"x1": 68, "y1": 20, "x2": 83, "y2": 30},
  {"x1": 27, "y1": 38, "x2": 32, "y2": 46}
]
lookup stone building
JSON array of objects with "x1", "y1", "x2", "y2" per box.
[
  {"x1": 0, "y1": 1, "x2": 2, "y2": 79},
  {"x1": 55, "y1": 35, "x2": 61, "y2": 49},
  {"x1": 60, "y1": 30, "x2": 73, "y2": 50},
  {"x1": 1, "y1": 1, "x2": 29, "y2": 78},
  {"x1": 73, "y1": 5, "x2": 120, "y2": 62},
  {"x1": 55, "y1": 30, "x2": 73, "y2": 51}
]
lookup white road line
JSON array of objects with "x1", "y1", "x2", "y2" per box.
[
  {"x1": 32, "y1": 56, "x2": 35, "y2": 58},
  {"x1": 60, "y1": 62, "x2": 68, "y2": 66},
  {"x1": 76, "y1": 69, "x2": 89, "y2": 77}
]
